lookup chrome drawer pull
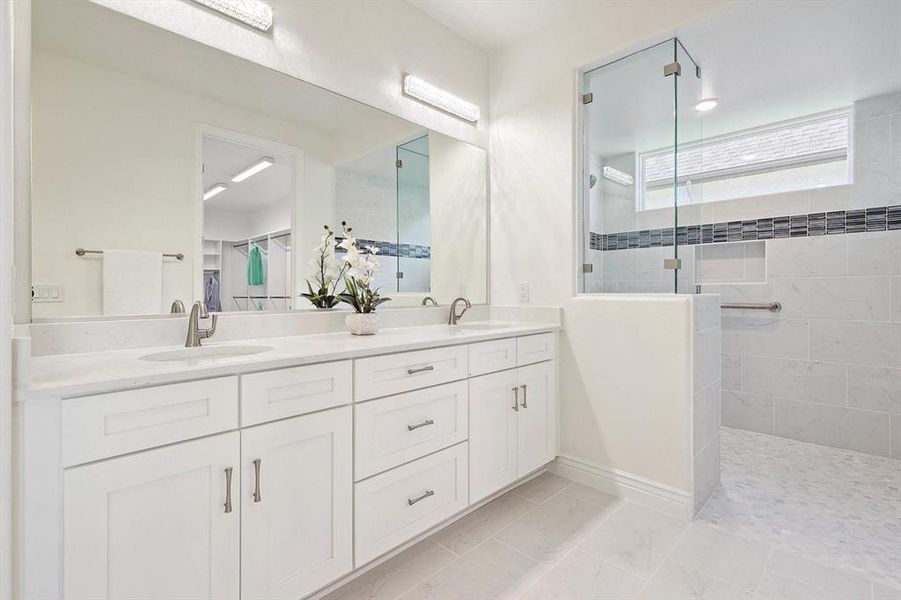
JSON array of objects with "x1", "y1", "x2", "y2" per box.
[
  {"x1": 407, "y1": 365, "x2": 435, "y2": 375},
  {"x1": 224, "y1": 467, "x2": 233, "y2": 513},
  {"x1": 512, "y1": 386, "x2": 519, "y2": 412},
  {"x1": 252, "y1": 458, "x2": 262, "y2": 503},
  {"x1": 407, "y1": 419, "x2": 435, "y2": 431},
  {"x1": 407, "y1": 489, "x2": 435, "y2": 506},
  {"x1": 521, "y1": 384, "x2": 528, "y2": 409}
]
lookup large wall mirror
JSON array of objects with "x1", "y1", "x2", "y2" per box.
[{"x1": 29, "y1": 0, "x2": 488, "y2": 321}]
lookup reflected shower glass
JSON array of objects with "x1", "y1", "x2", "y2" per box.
[{"x1": 396, "y1": 135, "x2": 431, "y2": 293}]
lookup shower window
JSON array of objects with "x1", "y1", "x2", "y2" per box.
[{"x1": 638, "y1": 109, "x2": 851, "y2": 210}]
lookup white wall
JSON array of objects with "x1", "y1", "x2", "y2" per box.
[
  {"x1": 488, "y1": 1, "x2": 728, "y2": 486},
  {"x1": 92, "y1": 0, "x2": 489, "y2": 149}
]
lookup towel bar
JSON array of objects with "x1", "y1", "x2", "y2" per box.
[
  {"x1": 721, "y1": 302, "x2": 781, "y2": 312},
  {"x1": 75, "y1": 248, "x2": 184, "y2": 260}
]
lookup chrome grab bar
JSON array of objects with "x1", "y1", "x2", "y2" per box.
[{"x1": 721, "y1": 302, "x2": 782, "y2": 312}]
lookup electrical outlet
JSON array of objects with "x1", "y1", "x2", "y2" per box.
[
  {"x1": 519, "y1": 283, "x2": 530, "y2": 303},
  {"x1": 457, "y1": 284, "x2": 466, "y2": 296}
]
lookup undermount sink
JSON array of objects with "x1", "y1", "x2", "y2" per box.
[
  {"x1": 140, "y1": 344, "x2": 274, "y2": 362},
  {"x1": 453, "y1": 322, "x2": 513, "y2": 331}
]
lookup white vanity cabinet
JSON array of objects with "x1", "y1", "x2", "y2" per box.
[
  {"x1": 469, "y1": 360, "x2": 557, "y2": 503},
  {"x1": 241, "y1": 407, "x2": 353, "y2": 600},
  {"x1": 64, "y1": 432, "x2": 241, "y2": 600},
  {"x1": 21, "y1": 327, "x2": 558, "y2": 600}
]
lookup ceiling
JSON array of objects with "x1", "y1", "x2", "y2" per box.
[
  {"x1": 407, "y1": 0, "x2": 581, "y2": 50},
  {"x1": 585, "y1": 0, "x2": 901, "y2": 156},
  {"x1": 202, "y1": 138, "x2": 292, "y2": 212}
]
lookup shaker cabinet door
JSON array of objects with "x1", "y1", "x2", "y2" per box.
[
  {"x1": 241, "y1": 406, "x2": 353, "y2": 600},
  {"x1": 468, "y1": 369, "x2": 519, "y2": 503},
  {"x1": 64, "y1": 432, "x2": 241, "y2": 600},
  {"x1": 516, "y1": 361, "x2": 557, "y2": 477}
]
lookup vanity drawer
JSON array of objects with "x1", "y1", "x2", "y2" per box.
[
  {"x1": 62, "y1": 377, "x2": 238, "y2": 466},
  {"x1": 517, "y1": 333, "x2": 556, "y2": 366},
  {"x1": 354, "y1": 345, "x2": 469, "y2": 401},
  {"x1": 468, "y1": 338, "x2": 516, "y2": 376},
  {"x1": 240, "y1": 360, "x2": 352, "y2": 426},
  {"x1": 354, "y1": 443, "x2": 468, "y2": 566},
  {"x1": 354, "y1": 381, "x2": 468, "y2": 480}
]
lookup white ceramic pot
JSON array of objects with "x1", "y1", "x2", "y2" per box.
[{"x1": 345, "y1": 312, "x2": 379, "y2": 335}]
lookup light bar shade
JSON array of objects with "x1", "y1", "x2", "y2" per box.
[
  {"x1": 231, "y1": 157, "x2": 274, "y2": 182},
  {"x1": 602, "y1": 166, "x2": 634, "y2": 186},
  {"x1": 403, "y1": 75, "x2": 480, "y2": 123},
  {"x1": 203, "y1": 183, "x2": 228, "y2": 201},
  {"x1": 191, "y1": 0, "x2": 273, "y2": 32}
]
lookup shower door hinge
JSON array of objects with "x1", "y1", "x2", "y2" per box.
[
  {"x1": 396, "y1": 159, "x2": 403, "y2": 168},
  {"x1": 664, "y1": 61, "x2": 681, "y2": 77},
  {"x1": 695, "y1": 65, "x2": 702, "y2": 78},
  {"x1": 582, "y1": 263, "x2": 594, "y2": 273},
  {"x1": 582, "y1": 93, "x2": 593, "y2": 105},
  {"x1": 663, "y1": 258, "x2": 682, "y2": 270},
  {"x1": 396, "y1": 271, "x2": 404, "y2": 279}
]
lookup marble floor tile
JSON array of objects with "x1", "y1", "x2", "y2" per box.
[
  {"x1": 520, "y1": 550, "x2": 646, "y2": 599},
  {"x1": 698, "y1": 427, "x2": 901, "y2": 588},
  {"x1": 323, "y1": 539, "x2": 456, "y2": 600},
  {"x1": 763, "y1": 550, "x2": 874, "y2": 600},
  {"x1": 638, "y1": 560, "x2": 751, "y2": 599},
  {"x1": 399, "y1": 538, "x2": 540, "y2": 600},
  {"x1": 430, "y1": 492, "x2": 536, "y2": 556},
  {"x1": 873, "y1": 582, "x2": 901, "y2": 600},
  {"x1": 495, "y1": 492, "x2": 610, "y2": 563},
  {"x1": 752, "y1": 571, "x2": 842, "y2": 600},
  {"x1": 670, "y1": 521, "x2": 770, "y2": 592},
  {"x1": 509, "y1": 471, "x2": 571, "y2": 503},
  {"x1": 579, "y1": 501, "x2": 688, "y2": 578},
  {"x1": 558, "y1": 481, "x2": 622, "y2": 509}
]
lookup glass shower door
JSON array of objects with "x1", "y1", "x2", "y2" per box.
[
  {"x1": 580, "y1": 38, "x2": 702, "y2": 294},
  {"x1": 396, "y1": 135, "x2": 431, "y2": 294}
]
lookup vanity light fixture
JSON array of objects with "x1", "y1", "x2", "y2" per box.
[
  {"x1": 191, "y1": 0, "x2": 273, "y2": 32},
  {"x1": 403, "y1": 75, "x2": 480, "y2": 123},
  {"x1": 231, "y1": 157, "x2": 275, "y2": 182},
  {"x1": 203, "y1": 183, "x2": 228, "y2": 200},
  {"x1": 602, "y1": 165, "x2": 634, "y2": 186},
  {"x1": 694, "y1": 98, "x2": 719, "y2": 112}
]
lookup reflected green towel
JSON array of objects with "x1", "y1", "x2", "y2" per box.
[{"x1": 247, "y1": 243, "x2": 265, "y2": 286}]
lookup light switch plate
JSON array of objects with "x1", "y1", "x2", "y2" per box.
[
  {"x1": 519, "y1": 283, "x2": 530, "y2": 303},
  {"x1": 32, "y1": 284, "x2": 64, "y2": 303}
]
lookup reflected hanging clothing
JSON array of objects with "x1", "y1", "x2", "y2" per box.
[
  {"x1": 204, "y1": 275, "x2": 221, "y2": 312},
  {"x1": 247, "y1": 243, "x2": 265, "y2": 286}
]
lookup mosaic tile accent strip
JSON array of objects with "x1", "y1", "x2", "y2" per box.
[
  {"x1": 335, "y1": 237, "x2": 431, "y2": 259},
  {"x1": 591, "y1": 204, "x2": 901, "y2": 251}
]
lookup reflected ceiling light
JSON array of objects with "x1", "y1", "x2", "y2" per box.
[
  {"x1": 203, "y1": 183, "x2": 228, "y2": 201},
  {"x1": 231, "y1": 157, "x2": 275, "y2": 182},
  {"x1": 741, "y1": 153, "x2": 758, "y2": 161},
  {"x1": 694, "y1": 98, "x2": 719, "y2": 112},
  {"x1": 403, "y1": 74, "x2": 480, "y2": 123},
  {"x1": 191, "y1": 0, "x2": 273, "y2": 32},
  {"x1": 602, "y1": 166, "x2": 634, "y2": 186}
]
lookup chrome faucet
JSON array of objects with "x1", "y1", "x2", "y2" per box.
[
  {"x1": 421, "y1": 296, "x2": 438, "y2": 306},
  {"x1": 185, "y1": 301, "x2": 218, "y2": 347},
  {"x1": 448, "y1": 297, "x2": 471, "y2": 325}
]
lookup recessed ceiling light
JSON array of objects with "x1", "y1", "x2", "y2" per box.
[
  {"x1": 231, "y1": 157, "x2": 275, "y2": 182},
  {"x1": 694, "y1": 98, "x2": 719, "y2": 112},
  {"x1": 403, "y1": 74, "x2": 480, "y2": 123},
  {"x1": 203, "y1": 183, "x2": 228, "y2": 200}
]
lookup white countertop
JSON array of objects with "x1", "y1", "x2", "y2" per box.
[{"x1": 21, "y1": 321, "x2": 559, "y2": 399}]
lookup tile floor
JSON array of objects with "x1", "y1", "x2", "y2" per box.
[{"x1": 324, "y1": 428, "x2": 901, "y2": 600}]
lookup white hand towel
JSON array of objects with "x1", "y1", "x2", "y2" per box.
[{"x1": 102, "y1": 250, "x2": 163, "y2": 316}]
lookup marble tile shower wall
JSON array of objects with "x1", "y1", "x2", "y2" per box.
[{"x1": 710, "y1": 230, "x2": 901, "y2": 458}]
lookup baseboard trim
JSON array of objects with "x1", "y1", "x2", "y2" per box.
[{"x1": 551, "y1": 454, "x2": 693, "y2": 520}]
